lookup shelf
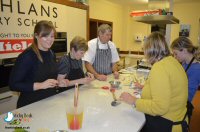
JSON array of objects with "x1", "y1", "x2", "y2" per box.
[{"x1": 133, "y1": 15, "x2": 179, "y2": 24}]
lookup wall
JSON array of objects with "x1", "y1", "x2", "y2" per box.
[
  {"x1": 171, "y1": 1, "x2": 200, "y2": 46},
  {"x1": 88, "y1": 0, "x2": 124, "y2": 50},
  {"x1": 127, "y1": 4, "x2": 150, "y2": 51},
  {"x1": 88, "y1": 0, "x2": 151, "y2": 51},
  {"x1": 88, "y1": 0, "x2": 200, "y2": 51},
  {"x1": 129, "y1": 1, "x2": 200, "y2": 47}
]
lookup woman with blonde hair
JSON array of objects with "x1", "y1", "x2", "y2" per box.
[
  {"x1": 10, "y1": 20, "x2": 61, "y2": 108},
  {"x1": 120, "y1": 32, "x2": 188, "y2": 132},
  {"x1": 171, "y1": 36, "x2": 200, "y2": 122}
]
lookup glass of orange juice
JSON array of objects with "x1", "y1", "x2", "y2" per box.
[{"x1": 66, "y1": 103, "x2": 84, "y2": 130}]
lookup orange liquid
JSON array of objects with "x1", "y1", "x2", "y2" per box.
[{"x1": 67, "y1": 112, "x2": 83, "y2": 130}]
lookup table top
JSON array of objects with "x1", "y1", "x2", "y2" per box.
[{"x1": 0, "y1": 74, "x2": 145, "y2": 132}]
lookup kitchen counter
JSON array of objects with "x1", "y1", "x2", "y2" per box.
[
  {"x1": 119, "y1": 54, "x2": 144, "y2": 68},
  {"x1": 0, "y1": 74, "x2": 145, "y2": 132}
]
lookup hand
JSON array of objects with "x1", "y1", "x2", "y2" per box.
[
  {"x1": 113, "y1": 71, "x2": 119, "y2": 79},
  {"x1": 86, "y1": 72, "x2": 94, "y2": 80},
  {"x1": 95, "y1": 74, "x2": 107, "y2": 81},
  {"x1": 119, "y1": 92, "x2": 137, "y2": 105},
  {"x1": 34, "y1": 79, "x2": 58, "y2": 90},
  {"x1": 58, "y1": 79, "x2": 70, "y2": 87},
  {"x1": 81, "y1": 77, "x2": 94, "y2": 84},
  {"x1": 134, "y1": 82, "x2": 144, "y2": 89}
]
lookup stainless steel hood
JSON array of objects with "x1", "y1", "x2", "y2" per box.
[
  {"x1": 133, "y1": 15, "x2": 179, "y2": 24},
  {"x1": 132, "y1": 0, "x2": 179, "y2": 25}
]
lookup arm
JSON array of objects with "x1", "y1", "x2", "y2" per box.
[
  {"x1": 135, "y1": 64, "x2": 171, "y2": 116},
  {"x1": 85, "y1": 61, "x2": 107, "y2": 81},
  {"x1": 57, "y1": 73, "x2": 93, "y2": 87},
  {"x1": 188, "y1": 69, "x2": 200, "y2": 101},
  {"x1": 68, "y1": 77, "x2": 94, "y2": 86},
  {"x1": 110, "y1": 42, "x2": 120, "y2": 79},
  {"x1": 33, "y1": 79, "x2": 58, "y2": 90},
  {"x1": 112, "y1": 62, "x2": 119, "y2": 79},
  {"x1": 9, "y1": 53, "x2": 35, "y2": 92},
  {"x1": 9, "y1": 52, "x2": 58, "y2": 92},
  {"x1": 57, "y1": 74, "x2": 70, "y2": 87}
]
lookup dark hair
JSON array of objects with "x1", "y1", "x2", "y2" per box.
[
  {"x1": 171, "y1": 37, "x2": 200, "y2": 61},
  {"x1": 70, "y1": 36, "x2": 88, "y2": 52},
  {"x1": 31, "y1": 20, "x2": 56, "y2": 62},
  {"x1": 144, "y1": 32, "x2": 170, "y2": 65}
]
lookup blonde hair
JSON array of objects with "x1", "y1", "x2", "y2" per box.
[
  {"x1": 171, "y1": 37, "x2": 200, "y2": 61},
  {"x1": 31, "y1": 20, "x2": 56, "y2": 62},
  {"x1": 97, "y1": 24, "x2": 112, "y2": 35},
  {"x1": 144, "y1": 32, "x2": 170, "y2": 65},
  {"x1": 70, "y1": 36, "x2": 88, "y2": 52}
]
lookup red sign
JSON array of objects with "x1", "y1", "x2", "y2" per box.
[{"x1": 0, "y1": 39, "x2": 33, "y2": 54}]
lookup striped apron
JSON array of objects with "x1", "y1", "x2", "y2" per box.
[{"x1": 92, "y1": 40, "x2": 112, "y2": 75}]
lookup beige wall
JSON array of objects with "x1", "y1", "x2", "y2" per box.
[
  {"x1": 89, "y1": 0, "x2": 124, "y2": 50},
  {"x1": 127, "y1": 4, "x2": 150, "y2": 51},
  {"x1": 172, "y1": 2, "x2": 200, "y2": 46},
  {"x1": 88, "y1": 0, "x2": 200, "y2": 51}
]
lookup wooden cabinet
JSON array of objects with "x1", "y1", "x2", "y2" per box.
[{"x1": 89, "y1": 18, "x2": 113, "y2": 40}]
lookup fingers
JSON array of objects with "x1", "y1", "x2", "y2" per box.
[
  {"x1": 134, "y1": 82, "x2": 143, "y2": 89},
  {"x1": 119, "y1": 92, "x2": 129, "y2": 100},
  {"x1": 119, "y1": 92, "x2": 136, "y2": 105},
  {"x1": 42, "y1": 79, "x2": 58, "y2": 89},
  {"x1": 82, "y1": 77, "x2": 93, "y2": 84},
  {"x1": 98, "y1": 74, "x2": 107, "y2": 81},
  {"x1": 113, "y1": 71, "x2": 119, "y2": 79},
  {"x1": 49, "y1": 79, "x2": 58, "y2": 87},
  {"x1": 86, "y1": 72, "x2": 94, "y2": 79},
  {"x1": 58, "y1": 79, "x2": 70, "y2": 87}
]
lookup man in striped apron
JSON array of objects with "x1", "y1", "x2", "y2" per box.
[{"x1": 83, "y1": 24, "x2": 120, "y2": 81}]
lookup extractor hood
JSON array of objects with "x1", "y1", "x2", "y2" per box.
[
  {"x1": 133, "y1": 15, "x2": 179, "y2": 24},
  {"x1": 131, "y1": 0, "x2": 179, "y2": 25}
]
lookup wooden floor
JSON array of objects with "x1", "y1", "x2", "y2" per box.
[{"x1": 190, "y1": 90, "x2": 200, "y2": 132}]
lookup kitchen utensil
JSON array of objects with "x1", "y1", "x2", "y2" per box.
[
  {"x1": 109, "y1": 80, "x2": 121, "y2": 89},
  {"x1": 110, "y1": 89, "x2": 121, "y2": 106},
  {"x1": 69, "y1": 83, "x2": 80, "y2": 130}
]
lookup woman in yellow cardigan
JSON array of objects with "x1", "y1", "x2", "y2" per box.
[{"x1": 120, "y1": 32, "x2": 188, "y2": 132}]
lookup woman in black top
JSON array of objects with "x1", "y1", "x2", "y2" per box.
[
  {"x1": 9, "y1": 20, "x2": 61, "y2": 108},
  {"x1": 57, "y1": 36, "x2": 94, "y2": 89}
]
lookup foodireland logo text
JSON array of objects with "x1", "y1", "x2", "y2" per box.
[{"x1": 3, "y1": 111, "x2": 32, "y2": 131}]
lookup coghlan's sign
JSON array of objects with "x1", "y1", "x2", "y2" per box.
[
  {"x1": 0, "y1": 0, "x2": 58, "y2": 27},
  {"x1": 0, "y1": 0, "x2": 59, "y2": 54},
  {"x1": 0, "y1": 39, "x2": 33, "y2": 54}
]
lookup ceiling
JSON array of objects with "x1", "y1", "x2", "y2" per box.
[{"x1": 106, "y1": 0, "x2": 200, "y2": 6}]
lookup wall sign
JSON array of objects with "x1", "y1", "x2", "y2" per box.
[
  {"x1": 179, "y1": 24, "x2": 191, "y2": 37},
  {"x1": 0, "y1": 0, "x2": 87, "y2": 59}
]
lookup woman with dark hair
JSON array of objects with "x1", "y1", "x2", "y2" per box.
[
  {"x1": 171, "y1": 37, "x2": 200, "y2": 122},
  {"x1": 120, "y1": 32, "x2": 188, "y2": 132},
  {"x1": 9, "y1": 20, "x2": 61, "y2": 108}
]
